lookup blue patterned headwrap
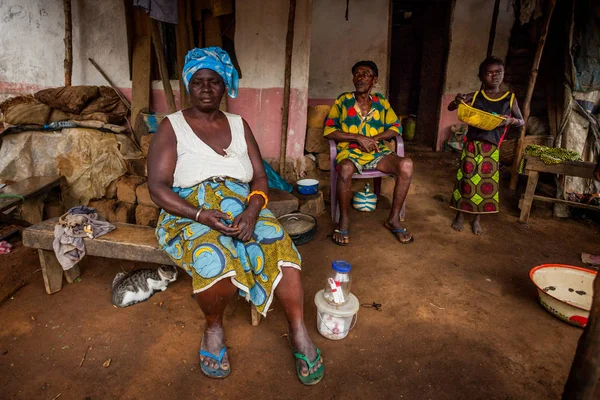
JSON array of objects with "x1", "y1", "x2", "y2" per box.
[{"x1": 182, "y1": 47, "x2": 239, "y2": 98}]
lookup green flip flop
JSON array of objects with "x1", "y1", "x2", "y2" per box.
[{"x1": 294, "y1": 348, "x2": 324, "y2": 386}]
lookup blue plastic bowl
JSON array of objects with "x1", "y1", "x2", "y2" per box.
[{"x1": 297, "y1": 179, "x2": 319, "y2": 195}]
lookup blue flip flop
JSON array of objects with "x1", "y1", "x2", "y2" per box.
[
  {"x1": 332, "y1": 229, "x2": 349, "y2": 246},
  {"x1": 199, "y1": 338, "x2": 230, "y2": 379},
  {"x1": 384, "y1": 222, "x2": 414, "y2": 244}
]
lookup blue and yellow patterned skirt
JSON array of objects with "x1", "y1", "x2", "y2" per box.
[{"x1": 156, "y1": 178, "x2": 301, "y2": 316}]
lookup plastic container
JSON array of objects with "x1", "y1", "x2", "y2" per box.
[
  {"x1": 403, "y1": 114, "x2": 417, "y2": 141},
  {"x1": 457, "y1": 101, "x2": 505, "y2": 130},
  {"x1": 314, "y1": 289, "x2": 359, "y2": 340},
  {"x1": 323, "y1": 260, "x2": 352, "y2": 306}
]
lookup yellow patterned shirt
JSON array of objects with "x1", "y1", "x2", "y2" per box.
[{"x1": 324, "y1": 92, "x2": 401, "y2": 167}]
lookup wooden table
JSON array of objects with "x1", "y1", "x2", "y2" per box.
[
  {"x1": 0, "y1": 176, "x2": 62, "y2": 213},
  {"x1": 519, "y1": 156, "x2": 596, "y2": 223},
  {"x1": 0, "y1": 175, "x2": 63, "y2": 226}
]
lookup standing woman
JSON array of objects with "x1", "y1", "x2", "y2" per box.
[
  {"x1": 448, "y1": 56, "x2": 524, "y2": 235},
  {"x1": 147, "y1": 47, "x2": 324, "y2": 385}
]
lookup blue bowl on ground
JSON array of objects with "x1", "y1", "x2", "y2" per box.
[{"x1": 297, "y1": 179, "x2": 319, "y2": 195}]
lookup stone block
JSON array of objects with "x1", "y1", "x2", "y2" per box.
[
  {"x1": 135, "y1": 183, "x2": 157, "y2": 207},
  {"x1": 305, "y1": 128, "x2": 329, "y2": 153},
  {"x1": 140, "y1": 134, "x2": 153, "y2": 157},
  {"x1": 117, "y1": 175, "x2": 146, "y2": 204},
  {"x1": 136, "y1": 205, "x2": 160, "y2": 227},
  {"x1": 307, "y1": 105, "x2": 331, "y2": 129},
  {"x1": 111, "y1": 201, "x2": 137, "y2": 224},
  {"x1": 269, "y1": 189, "x2": 299, "y2": 218},
  {"x1": 316, "y1": 152, "x2": 331, "y2": 171}
]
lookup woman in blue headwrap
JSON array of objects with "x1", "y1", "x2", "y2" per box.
[{"x1": 147, "y1": 47, "x2": 324, "y2": 385}]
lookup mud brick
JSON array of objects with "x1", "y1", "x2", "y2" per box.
[
  {"x1": 135, "y1": 183, "x2": 157, "y2": 207},
  {"x1": 126, "y1": 158, "x2": 148, "y2": 177},
  {"x1": 307, "y1": 105, "x2": 331, "y2": 129},
  {"x1": 316, "y1": 152, "x2": 330, "y2": 171},
  {"x1": 298, "y1": 191, "x2": 325, "y2": 217},
  {"x1": 111, "y1": 201, "x2": 136, "y2": 224},
  {"x1": 140, "y1": 134, "x2": 153, "y2": 156},
  {"x1": 305, "y1": 128, "x2": 328, "y2": 153},
  {"x1": 135, "y1": 205, "x2": 160, "y2": 227},
  {"x1": 88, "y1": 198, "x2": 118, "y2": 221},
  {"x1": 268, "y1": 189, "x2": 299, "y2": 217},
  {"x1": 104, "y1": 178, "x2": 120, "y2": 199},
  {"x1": 116, "y1": 175, "x2": 146, "y2": 204}
]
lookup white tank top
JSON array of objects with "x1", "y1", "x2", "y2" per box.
[{"x1": 167, "y1": 110, "x2": 254, "y2": 188}]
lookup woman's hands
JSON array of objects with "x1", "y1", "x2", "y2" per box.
[
  {"x1": 197, "y1": 207, "x2": 260, "y2": 242},
  {"x1": 499, "y1": 116, "x2": 524, "y2": 127},
  {"x1": 197, "y1": 209, "x2": 240, "y2": 237},
  {"x1": 454, "y1": 93, "x2": 466, "y2": 104},
  {"x1": 231, "y1": 207, "x2": 260, "y2": 242}
]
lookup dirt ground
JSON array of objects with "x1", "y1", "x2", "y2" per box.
[{"x1": 1, "y1": 145, "x2": 599, "y2": 400}]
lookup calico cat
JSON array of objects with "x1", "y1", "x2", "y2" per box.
[{"x1": 111, "y1": 265, "x2": 178, "y2": 308}]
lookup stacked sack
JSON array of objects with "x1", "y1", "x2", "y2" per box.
[{"x1": 0, "y1": 86, "x2": 128, "y2": 127}]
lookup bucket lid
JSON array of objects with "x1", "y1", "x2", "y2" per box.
[
  {"x1": 314, "y1": 289, "x2": 359, "y2": 317},
  {"x1": 332, "y1": 260, "x2": 352, "y2": 273}
]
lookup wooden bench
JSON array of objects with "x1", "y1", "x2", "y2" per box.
[
  {"x1": 519, "y1": 155, "x2": 597, "y2": 223},
  {"x1": 22, "y1": 218, "x2": 262, "y2": 326}
]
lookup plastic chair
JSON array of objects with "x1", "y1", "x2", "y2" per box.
[{"x1": 329, "y1": 135, "x2": 407, "y2": 222}]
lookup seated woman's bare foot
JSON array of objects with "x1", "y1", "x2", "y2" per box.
[
  {"x1": 332, "y1": 215, "x2": 350, "y2": 245},
  {"x1": 290, "y1": 323, "x2": 322, "y2": 376},
  {"x1": 472, "y1": 215, "x2": 483, "y2": 235},
  {"x1": 451, "y1": 212, "x2": 464, "y2": 232},
  {"x1": 200, "y1": 324, "x2": 229, "y2": 371}
]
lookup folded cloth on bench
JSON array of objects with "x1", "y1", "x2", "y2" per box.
[{"x1": 53, "y1": 206, "x2": 115, "y2": 270}]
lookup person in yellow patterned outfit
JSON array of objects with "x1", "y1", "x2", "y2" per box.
[{"x1": 324, "y1": 60, "x2": 414, "y2": 246}]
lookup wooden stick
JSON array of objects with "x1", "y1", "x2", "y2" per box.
[
  {"x1": 88, "y1": 58, "x2": 132, "y2": 110},
  {"x1": 176, "y1": 0, "x2": 191, "y2": 109},
  {"x1": 278, "y1": 0, "x2": 296, "y2": 176},
  {"x1": 150, "y1": 19, "x2": 177, "y2": 113},
  {"x1": 562, "y1": 273, "x2": 600, "y2": 400},
  {"x1": 63, "y1": 0, "x2": 72, "y2": 86},
  {"x1": 0, "y1": 280, "x2": 26, "y2": 306},
  {"x1": 486, "y1": 0, "x2": 500, "y2": 57},
  {"x1": 509, "y1": 0, "x2": 557, "y2": 191}
]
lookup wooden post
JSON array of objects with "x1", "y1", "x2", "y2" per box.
[
  {"x1": 509, "y1": 0, "x2": 557, "y2": 191},
  {"x1": 562, "y1": 273, "x2": 600, "y2": 400},
  {"x1": 63, "y1": 0, "x2": 73, "y2": 86},
  {"x1": 278, "y1": 0, "x2": 296, "y2": 176},
  {"x1": 150, "y1": 19, "x2": 177, "y2": 113}
]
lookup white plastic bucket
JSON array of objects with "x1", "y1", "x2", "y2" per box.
[{"x1": 314, "y1": 289, "x2": 359, "y2": 340}]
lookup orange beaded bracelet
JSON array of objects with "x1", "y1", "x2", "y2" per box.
[{"x1": 247, "y1": 190, "x2": 268, "y2": 209}]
